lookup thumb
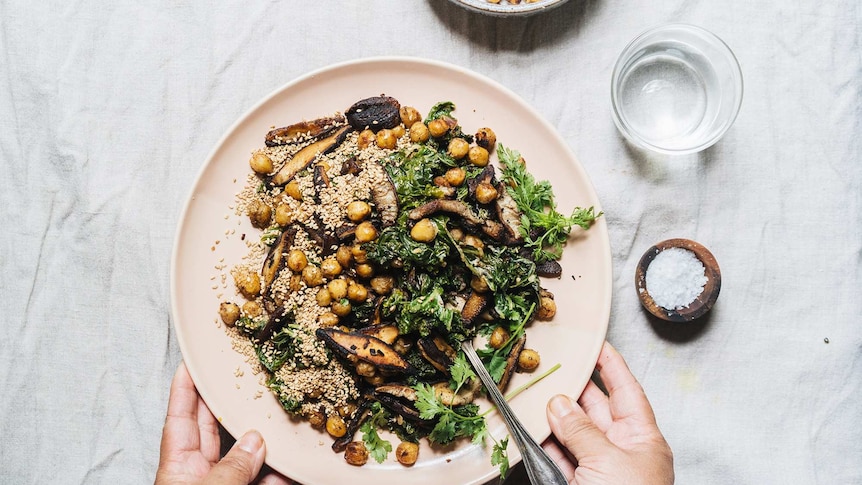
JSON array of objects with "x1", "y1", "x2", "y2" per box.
[
  {"x1": 204, "y1": 430, "x2": 266, "y2": 485},
  {"x1": 547, "y1": 394, "x2": 613, "y2": 461}
]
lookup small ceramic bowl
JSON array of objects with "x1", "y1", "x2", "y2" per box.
[
  {"x1": 448, "y1": 0, "x2": 569, "y2": 16},
  {"x1": 635, "y1": 238, "x2": 721, "y2": 322}
]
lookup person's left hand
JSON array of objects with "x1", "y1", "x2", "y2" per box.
[{"x1": 155, "y1": 362, "x2": 292, "y2": 485}]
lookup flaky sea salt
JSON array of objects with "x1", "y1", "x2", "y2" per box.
[{"x1": 645, "y1": 247, "x2": 708, "y2": 310}]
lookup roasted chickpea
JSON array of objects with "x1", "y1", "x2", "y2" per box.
[
  {"x1": 471, "y1": 275, "x2": 489, "y2": 293},
  {"x1": 302, "y1": 265, "x2": 323, "y2": 287},
  {"x1": 219, "y1": 302, "x2": 240, "y2": 326},
  {"x1": 475, "y1": 127, "x2": 497, "y2": 150},
  {"x1": 336, "y1": 245, "x2": 353, "y2": 268},
  {"x1": 489, "y1": 326, "x2": 510, "y2": 349},
  {"x1": 326, "y1": 414, "x2": 347, "y2": 438},
  {"x1": 316, "y1": 287, "x2": 333, "y2": 307},
  {"x1": 286, "y1": 249, "x2": 308, "y2": 272},
  {"x1": 332, "y1": 299, "x2": 352, "y2": 317},
  {"x1": 306, "y1": 387, "x2": 324, "y2": 399},
  {"x1": 241, "y1": 300, "x2": 262, "y2": 318},
  {"x1": 410, "y1": 218, "x2": 438, "y2": 243},
  {"x1": 444, "y1": 167, "x2": 466, "y2": 187},
  {"x1": 428, "y1": 118, "x2": 450, "y2": 138},
  {"x1": 475, "y1": 182, "x2": 498, "y2": 204},
  {"x1": 376, "y1": 129, "x2": 397, "y2": 149},
  {"x1": 449, "y1": 227, "x2": 465, "y2": 241},
  {"x1": 409, "y1": 122, "x2": 430, "y2": 143},
  {"x1": 447, "y1": 138, "x2": 469, "y2": 160},
  {"x1": 364, "y1": 375, "x2": 385, "y2": 386},
  {"x1": 247, "y1": 200, "x2": 271, "y2": 229},
  {"x1": 355, "y1": 361, "x2": 376, "y2": 377},
  {"x1": 391, "y1": 124, "x2": 406, "y2": 138},
  {"x1": 327, "y1": 279, "x2": 349, "y2": 300},
  {"x1": 308, "y1": 409, "x2": 326, "y2": 429},
  {"x1": 400, "y1": 106, "x2": 422, "y2": 127},
  {"x1": 249, "y1": 152, "x2": 273, "y2": 175},
  {"x1": 463, "y1": 234, "x2": 485, "y2": 251},
  {"x1": 274, "y1": 203, "x2": 293, "y2": 226},
  {"x1": 337, "y1": 403, "x2": 358, "y2": 418},
  {"x1": 354, "y1": 221, "x2": 378, "y2": 243},
  {"x1": 289, "y1": 274, "x2": 303, "y2": 292},
  {"x1": 318, "y1": 312, "x2": 339, "y2": 327},
  {"x1": 344, "y1": 441, "x2": 370, "y2": 466},
  {"x1": 355, "y1": 263, "x2": 375, "y2": 279},
  {"x1": 347, "y1": 283, "x2": 368, "y2": 303},
  {"x1": 369, "y1": 276, "x2": 394, "y2": 295},
  {"x1": 357, "y1": 129, "x2": 376, "y2": 150},
  {"x1": 518, "y1": 349, "x2": 541, "y2": 371},
  {"x1": 235, "y1": 271, "x2": 261, "y2": 299},
  {"x1": 537, "y1": 293, "x2": 557, "y2": 320},
  {"x1": 468, "y1": 145, "x2": 490, "y2": 167},
  {"x1": 285, "y1": 180, "x2": 302, "y2": 200},
  {"x1": 346, "y1": 201, "x2": 371, "y2": 222},
  {"x1": 351, "y1": 244, "x2": 368, "y2": 264},
  {"x1": 393, "y1": 336, "x2": 413, "y2": 355},
  {"x1": 396, "y1": 441, "x2": 419, "y2": 466},
  {"x1": 320, "y1": 257, "x2": 343, "y2": 279},
  {"x1": 433, "y1": 175, "x2": 450, "y2": 188}
]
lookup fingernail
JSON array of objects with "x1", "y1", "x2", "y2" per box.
[
  {"x1": 549, "y1": 395, "x2": 574, "y2": 418},
  {"x1": 237, "y1": 430, "x2": 263, "y2": 454}
]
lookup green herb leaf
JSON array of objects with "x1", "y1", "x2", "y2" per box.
[
  {"x1": 360, "y1": 403, "x2": 393, "y2": 463},
  {"x1": 491, "y1": 437, "x2": 510, "y2": 479},
  {"x1": 424, "y1": 101, "x2": 456, "y2": 123},
  {"x1": 449, "y1": 352, "x2": 476, "y2": 393}
]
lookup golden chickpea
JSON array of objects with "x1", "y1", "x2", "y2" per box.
[
  {"x1": 428, "y1": 118, "x2": 450, "y2": 138},
  {"x1": 447, "y1": 138, "x2": 469, "y2": 160},
  {"x1": 355, "y1": 361, "x2": 376, "y2": 377},
  {"x1": 364, "y1": 375, "x2": 385, "y2": 386},
  {"x1": 326, "y1": 414, "x2": 347, "y2": 438},
  {"x1": 396, "y1": 442, "x2": 419, "y2": 466},
  {"x1": 327, "y1": 279, "x2": 349, "y2": 300},
  {"x1": 475, "y1": 127, "x2": 497, "y2": 150},
  {"x1": 489, "y1": 326, "x2": 510, "y2": 349},
  {"x1": 475, "y1": 182, "x2": 498, "y2": 204},
  {"x1": 471, "y1": 275, "x2": 489, "y2": 293},
  {"x1": 336, "y1": 245, "x2": 353, "y2": 268},
  {"x1": 306, "y1": 388, "x2": 324, "y2": 399},
  {"x1": 302, "y1": 265, "x2": 323, "y2": 287},
  {"x1": 289, "y1": 274, "x2": 302, "y2": 292},
  {"x1": 409, "y1": 122, "x2": 430, "y2": 143},
  {"x1": 344, "y1": 441, "x2": 369, "y2": 466},
  {"x1": 537, "y1": 294, "x2": 557, "y2": 320},
  {"x1": 347, "y1": 283, "x2": 368, "y2": 303},
  {"x1": 376, "y1": 129, "x2": 397, "y2": 149},
  {"x1": 468, "y1": 145, "x2": 490, "y2": 167},
  {"x1": 308, "y1": 409, "x2": 326, "y2": 429},
  {"x1": 410, "y1": 218, "x2": 438, "y2": 243},
  {"x1": 320, "y1": 257, "x2": 343, "y2": 279},
  {"x1": 393, "y1": 337, "x2": 413, "y2": 355},
  {"x1": 444, "y1": 167, "x2": 466, "y2": 187},
  {"x1": 369, "y1": 276, "x2": 394, "y2": 295},
  {"x1": 346, "y1": 201, "x2": 371, "y2": 222},
  {"x1": 337, "y1": 403, "x2": 358, "y2": 418},
  {"x1": 351, "y1": 244, "x2": 368, "y2": 264},
  {"x1": 355, "y1": 263, "x2": 375, "y2": 279},
  {"x1": 249, "y1": 152, "x2": 273, "y2": 175},
  {"x1": 357, "y1": 129, "x2": 376, "y2": 150},
  {"x1": 355, "y1": 221, "x2": 378, "y2": 243},
  {"x1": 449, "y1": 227, "x2": 465, "y2": 241},
  {"x1": 463, "y1": 234, "x2": 485, "y2": 251},
  {"x1": 274, "y1": 203, "x2": 293, "y2": 226},
  {"x1": 286, "y1": 249, "x2": 308, "y2": 272},
  {"x1": 518, "y1": 349, "x2": 541, "y2": 371},
  {"x1": 235, "y1": 271, "x2": 261, "y2": 299},
  {"x1": 316, "y1": 287, "x2": 333, "y2": 307},
  {"x1": 331, "y1": 299, "x2": 352, "y2": 317},
  {"x1": 247, "y1": 200, "x2": 271, "y2": 229},
  {"x1": 400, "y1": 106, "x2": 422, "y2": 127},
  {"x1": 241, "y1": 300, "x2": 262, "y2": 318},
  {"x1": 219, "y1": 302, "x2": 240, "y2": 326},
  {"x1": 391, "y1": 124, "x2": 406, "y2": 138},
  {"x1": 433, "y1": 175, "x2": 450, "y2": 188},
  {"x1": 285, "y1": 180, "x2": 303, "y2": 200},
  {"x1": 318, "y1": 312, "x2": 339, "y2": 327}
]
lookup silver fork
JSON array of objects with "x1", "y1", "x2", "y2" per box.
[{"x1": 461, "y1": 341, "x2": 568, "y2": 485}]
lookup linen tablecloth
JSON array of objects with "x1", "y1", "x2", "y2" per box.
[{"x1": 1, "y1": 1, "x2": 859, "y2": 483}]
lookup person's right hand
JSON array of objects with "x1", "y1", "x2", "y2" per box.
[{"x1": 543, "y1": 341, "x2": 674, "y2": 485}]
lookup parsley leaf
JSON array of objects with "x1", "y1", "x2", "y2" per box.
[
  {"x1": 360, "y1": 403, "x2": 393, "y2": 463},
  {"x1": 491, "y1": 437, "x2": 510, "y2": 479},
  {"x1": 449, "y1": 352, "x2": 476, "y2": 393},
  {"x1": 413, "y1": 383, "x2": 489, "y2": 446}
]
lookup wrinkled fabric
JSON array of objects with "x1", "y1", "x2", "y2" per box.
[{"x1": 1, "y1": 1, "x2": 859, "y2": 484}]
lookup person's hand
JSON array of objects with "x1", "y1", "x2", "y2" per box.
[
  {"x1": 155, "y1": 362, "x2": 292, "y2": 485},
  {"x1": 543, "y1": 342, "x2": 674, "y2": 485}
]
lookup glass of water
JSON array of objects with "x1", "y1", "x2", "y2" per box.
[{"x1": 611, "y1": 24, "x2": 743, "y2": 155}]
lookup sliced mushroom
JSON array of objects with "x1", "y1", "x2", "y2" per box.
[
  {"x1": 265, "y1": 115, "x2": 346, "y2": 147},
  {"x1": 408, "y1": 199, "x2": 506, "y2": 242},
  {"x1": 417, "y1": 336, "x2": 457, "y2": 374},
  {"x1": 467, "y1": 165, "x2": 497, "y2": 198},
  {"x1": 369, "y1": 163, "x2": 399, "y2": 226},
  {"x1": 460, "y1": 291, "x2": 489, "y2": 326},
  {"x1": 373, "y1": 392, "x2": 428, "y2": 425},
  {"x1": 261, "y1": 227, "x2": 296, "y2": 293},
  {"x1": 256, "y1": 305, "x2": 292, "y2": 343},
  {"x1": 335, "y1": 223, "x2": 357, "y2": 241},
  {"x1": 346, "y1": 96, "x2": 401, "y2": 132},
  {"x1": 375, "y1": 384, "x2": 418, "y2": 401},
  {"x1": 341, "y1": 155, "x2": 361, "y2": 175},
  {"x1": 432, "y1": 379, "x2": 480, "y2": 406},
  {"x1": 270, "y1": 125, "x2": 352, "y2": 186},
  {"x1": 535, "y1": 259, "x2": 563, "y2": 278},
  {"x1": 300, "y1": 219, "x2": 338, "y2": 256},
  {"x1": 495, "y1": 186, "x2": 524, "y2": 243},
  {"x1": 332, "y1": 399, "x2": 373, "y2": 453},
  {"x1": 313, "y1": 163, "x2": 331, "y2": 190},
  {"x1": 497, "y1": 335, "x2": 527, "y2": 391},
  {"x1": 316, "y1": 328, "x2": 414, "y2": 374},
  {"x1": 357, "y1": 324, "x2": 399, "y2": 345}
]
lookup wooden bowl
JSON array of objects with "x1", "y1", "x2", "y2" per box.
[{"x1": 635, "y1": 238, "x2": 721, "y2": 322}]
